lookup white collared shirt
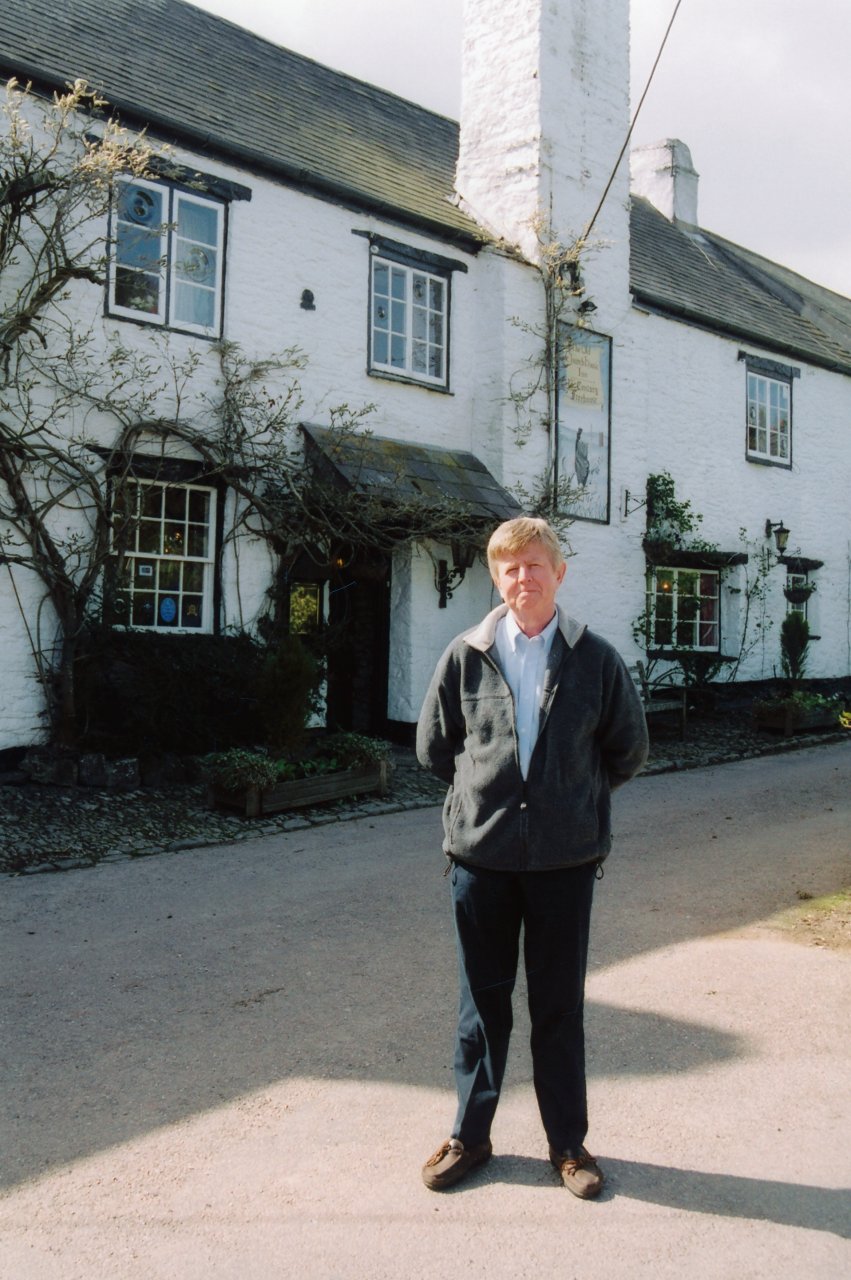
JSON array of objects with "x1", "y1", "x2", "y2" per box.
[{"x1": 494, "y1": 609, "x2": 559, "y2": 779}]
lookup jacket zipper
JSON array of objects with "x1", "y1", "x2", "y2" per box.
[{"x1": 519, "y1": 779, "x2": 529, "y2": 869}]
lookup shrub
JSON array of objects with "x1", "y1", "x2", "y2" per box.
[
  {"x1": 75, "y1": 630, "x2": 319, "y2": 757},
  {"x1": 780, "y1": 612, "x2": 810, "y2": 684},
  {"x1": 256, "y1": 635, "x2": 320, "y2": 756}
]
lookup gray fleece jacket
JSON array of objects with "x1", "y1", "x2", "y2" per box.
[{"x1": 416, "y1": 604, "x2": 649, "y2": 871}]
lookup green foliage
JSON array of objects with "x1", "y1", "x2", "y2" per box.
[
  {"x1": 255, "y1": 635, "x2": 321, "y2": 755},
  {"x1": 646, "y1": 472, "x2": 702, "y2": 540},
  {"x1": 201, "y1": 748, "x2": 281, "y2": 790},
  {"x1": 780, "y1": 612, "x2": 810, "y2": 684},
  {"x1": 753, "y1": 689, "x2": 846, "y2": 717},
  {"x1": 644, "y1": 472, "x2": 718, "y2": 554},
  {"x1": 317, "y1": 731, "x2": 391, "y2": 767},
  {"x1": 203, "y1": 732, "x2": 390, "y2": 790}
]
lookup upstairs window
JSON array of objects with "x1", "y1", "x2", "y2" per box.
[
  {"x1": 741, "y1": 354, "x2": 798, "y2": 468},
  {"x1": 358, "y1": 232, "x2": 469, "y2": 390},
  {"x1": 747, "y1": 371, "x2": 790, "y2": 463},
  {"x1": 111, "y1": 478, "x2": 217, "y2": 632},
  {"x1": 370, "y1": 255, "x2": 447, "y2": 385},
  {"x1": 109, "y1": 178, "x2": 225, "y2": 336},
  {"x1": 647, "y1": 567, "x2": 720, "y2": 652}
]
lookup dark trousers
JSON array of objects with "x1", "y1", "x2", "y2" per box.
[{"x1": 449, "y1": 859, "x2": 596, "y2": 1155}]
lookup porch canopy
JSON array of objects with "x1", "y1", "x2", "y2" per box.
[{"x1": 301, "y1": 423, "x2": 521, "y2": 532}]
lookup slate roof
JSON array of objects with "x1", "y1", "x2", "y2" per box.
[
  {"x1": 0, "y1": 0, "x2": 482, "y2": 249},
  {"x1": 630, "y1": 197, "x2": 851, "y2": 376},
  {"x1": 302, "y1": 425, "x2": 522, "y2": 523},
  {"x1": 2, "y1": 0, "x2": 850, "y2": 376}
]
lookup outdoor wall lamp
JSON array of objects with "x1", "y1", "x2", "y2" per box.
[
  {"x1": 765, "y1": 519, "x2": 790, "y2": 553},
  {"x1": 435, "y1": 539, "x2": 477, "y2": 608}
]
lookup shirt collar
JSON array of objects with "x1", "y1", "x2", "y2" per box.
[{"x1": 504, "y1": 609, "x2": 559, "y2": 653}]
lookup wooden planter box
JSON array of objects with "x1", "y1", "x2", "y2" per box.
[
  {"x1": 208, "y1": 760, "x2": 390, "y2": 818},
  {"x1": 754, "y1": 706, "x2": 837, "y2": 737}
]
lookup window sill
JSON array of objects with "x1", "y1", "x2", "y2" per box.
[
  {"x1": 106, "y1": 310, "x2": 222, "y2": 342},
  {"x1": 367, "y1": 368, "x2": 453, "y2": 395},
  {"x1": 745, "y1": 454, "x2": 792, "y2": 470}
]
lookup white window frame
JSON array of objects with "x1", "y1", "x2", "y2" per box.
[
  {"x1": 109, "y1": 177, "x2": 225, "y2": 337},
  {"x1": 747, "y1": 370, "x2": 791, "y2": 465},
  {"x1": 647, "y1": 566, "x2": 721, "y2": 652},
  {"x1": 369, "y1": 254, "x2": 448, "y2": 387},
  {"x1": 111, "y1": 478, "x2": 217, "y2": 633},
  {"x1": 786, "y1": 572, "x2": 809, "y2": 620}
]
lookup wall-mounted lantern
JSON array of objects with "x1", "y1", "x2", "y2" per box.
[
  {"x1": 765, "y1": 519, "x2": 790, "y2": 553},
  {"x1": 435, "y1": 539, "x2": 477, "y2": 608}
]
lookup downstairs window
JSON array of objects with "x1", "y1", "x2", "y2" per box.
[
  {"x1": 111, "y1": 478, "x2": 217, "y2": 632},
  {"x1": 647, "y1": 567, "x2": 720, "y2": 651}
]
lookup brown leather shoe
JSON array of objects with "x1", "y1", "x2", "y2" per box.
[
  {"x1": 548, "y1": 1145, "x2": 604, "y2": 1199},
  {"x1": 422, "y1": 1137, "x2": 493, "y2": 1190}
]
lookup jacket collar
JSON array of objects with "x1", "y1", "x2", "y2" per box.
[{"x1": 464, "y1": 603, "x2": 586, "y2": 653}]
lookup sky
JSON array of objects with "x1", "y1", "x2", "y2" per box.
[{"x1": 192, "y1": 0, "x2": 851, "y2": 298}]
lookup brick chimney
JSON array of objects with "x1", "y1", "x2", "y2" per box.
[
  {"x1": 455, "y1": 0, "x2": 631, "y2": 290},
  {"x1": 630, "y1": 139, "x2": 699, "y2": 226}
]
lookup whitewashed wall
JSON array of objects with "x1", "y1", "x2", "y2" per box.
[
  {"x1": 0, "y1": 127, "x2": 552, "y2": 749},
  {"x1": 626, "y1": 307, "x2": 851, "y2": 679},
  {"x1": 2, "y1": 0, "x2": 849, "y2": 752}
]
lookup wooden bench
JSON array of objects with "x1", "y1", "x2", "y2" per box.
[{"x1": 630, "y1": 660, "x2": 687, "y2": 739}]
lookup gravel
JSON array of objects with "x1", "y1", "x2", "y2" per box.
[{"x1": 1, "y1": 714, "x2": 847, "y2": 875}]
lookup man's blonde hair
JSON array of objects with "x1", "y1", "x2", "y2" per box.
[{"x1": 486, "y1": 517, "x2": 564, "y2": 577}]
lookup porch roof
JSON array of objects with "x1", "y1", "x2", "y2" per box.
[{"x1": 301, "y1": 424, "x2": 522, "y2": 524}]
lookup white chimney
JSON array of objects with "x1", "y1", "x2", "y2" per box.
[
  {"x1": 456, "y1": 0, "x2": 631, "y2": 271},
  {"x1": 630, "y1": 139, "x2": 699, "y2": 226}
]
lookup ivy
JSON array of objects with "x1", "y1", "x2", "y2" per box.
[{"x1": 644, "y1": 471, "x2": 718, "y2": 554}]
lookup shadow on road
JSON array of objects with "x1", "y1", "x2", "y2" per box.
[
  {"x1": 603, "y1": 1158, "x2": 851, "y2": 1238},
  {"x1": 472, "y1": 1154, "x2": 850, "y2": 1238},
  {"x1": 2, "y1": 744, "x2": 848, "y2": 1194}
]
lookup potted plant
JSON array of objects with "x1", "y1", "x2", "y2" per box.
[
  {"x1": 783, "y1": 584, "x2": 816, "y2": 605},
  {"x1": 204, "y1": 733, "x2": 392, "y2": 817}
]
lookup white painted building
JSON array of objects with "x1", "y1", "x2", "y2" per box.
[{"x1": 1, "y1": 0, "x2": 849, "y2": 754}]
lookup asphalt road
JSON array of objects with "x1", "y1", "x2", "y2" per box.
[{"x1": 1, "y1": 741, "x2": 849, "y2": 1278}]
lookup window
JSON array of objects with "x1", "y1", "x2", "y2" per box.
[
  {"x1": 111, "y1": 479, "x2": 217, "y2": 632},
  {"x1": 746, "y1": 370, "x2": 791, "y2": 464},
  {"x1": 648, "y1": 567, "x2": 720, "y2": 651},
  {"x1": 370, "y1": 255, "x2": 448, "y2": 386},
  {"x1": 109, "y1": 178, "x2": 224, "y2": 335},
  {"x1": 786, "y1": 572, "x2": 810, "y2": 620}
]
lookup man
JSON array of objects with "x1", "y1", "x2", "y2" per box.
[{"x1": 416, "y1": 516, "x2": 648, "y2": 1198}]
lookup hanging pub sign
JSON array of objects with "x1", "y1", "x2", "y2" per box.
[{"x1": 556, "y1": 325, "x2": 612, "y2": 523}]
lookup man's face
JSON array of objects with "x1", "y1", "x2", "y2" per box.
[{"x1": 491, "y1": 539, "x2": 566, "y2": 635}]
